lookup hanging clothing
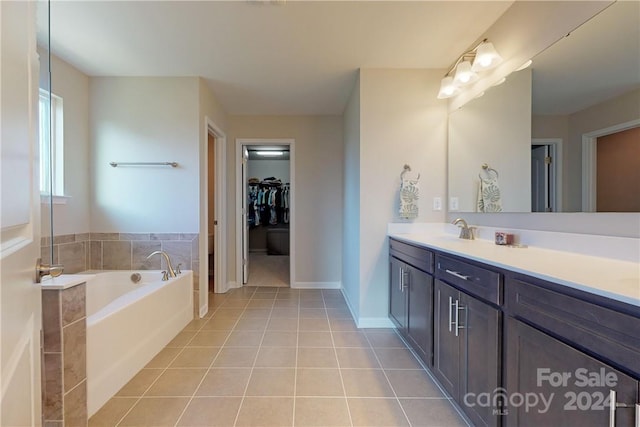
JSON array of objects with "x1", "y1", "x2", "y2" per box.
[{"x1": 477, "y1": 177, "x2": 503, "y2": 212}]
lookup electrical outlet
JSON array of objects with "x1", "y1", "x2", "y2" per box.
[
  {"x1": 449, "y1": 197, "x2": 459, "y2": 211},
  {"x1": 433, "y1": 197, "x2": 442, "y2": 211}
]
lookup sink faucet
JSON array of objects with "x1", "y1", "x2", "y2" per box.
[
  {"x1": 146, "y1": 250, "x2": 177, "y2": 277},
  {"x1": 452, "y1": 218, "x2": 475, "y2": 240}
]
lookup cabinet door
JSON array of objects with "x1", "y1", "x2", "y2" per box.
[
  {"x1": 389, "y1": 257, "x2": 407, "y2": 330},
  {"x1": 505, "y1": 317, "x2": 639, "y2": 427},
  {"x1": 407, "y1": 266, "x2": 433, "y2": 366},
  {"x1": 433, "y1": 279, "x2": 460, "y2": 398},
  {"x1": 460, "y1": 292, "x2": 500, "y2": 427}
]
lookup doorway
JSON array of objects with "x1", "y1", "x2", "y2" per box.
[
  {"x1": 236, "y1": 139, "x2": 294, "y2": 288},
  {"x1": 531, "y1": 138, "x2": 562, "y2": 212}
]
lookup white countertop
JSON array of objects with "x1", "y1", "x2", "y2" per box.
[{"x1": 389, "y1": 231, "x2": 640, "y2": 308}]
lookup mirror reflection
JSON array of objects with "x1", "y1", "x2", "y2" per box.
[{"x1": 449, "y1": 1, "x2": 640, "y2": 213}]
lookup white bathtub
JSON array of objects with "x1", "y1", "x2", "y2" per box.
[{"x1": 85, "y1": 270, "x2": 193, "y2": 416}]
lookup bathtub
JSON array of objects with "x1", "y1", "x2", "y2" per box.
[{"x1": 85, "y1": 270, "x2": 193, "y2": 416}]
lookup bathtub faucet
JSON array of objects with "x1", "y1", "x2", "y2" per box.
[{"x1": 146, "y1": 251, "x2": 178, "y2": 277}]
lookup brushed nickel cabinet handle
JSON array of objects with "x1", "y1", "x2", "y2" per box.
[{"x1": 445, "y1": 269, "x2": 470, "y2": 281}]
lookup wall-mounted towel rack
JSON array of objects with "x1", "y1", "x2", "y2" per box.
[
  {"x1": 479, "y1": 163, "x2": 499, "y2": 179},
  {"x1": 109, "y1": 162, "x2": 178, "y2": 168}
]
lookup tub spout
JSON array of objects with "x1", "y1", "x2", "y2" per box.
[{"x1": 146, "y1": 251, "x2": 177, "y2": 277}]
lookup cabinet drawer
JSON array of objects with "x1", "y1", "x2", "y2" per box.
[
  {"x1": 435, "y1": 254, "x2": 501, "y2": 305},
  {"x1": 505, "y1": 276, "x2": 640, "y2": 378},
  {"x1": 389, "y1": 238, "x2": 433, "y2": 274}
]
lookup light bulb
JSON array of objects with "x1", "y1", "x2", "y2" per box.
[
  {"x1": 453, "y1": 61, "x2": 478, "y2": 86},
  {"x1": 437, "y1": 76, "x2": 459, "y2": 99}
]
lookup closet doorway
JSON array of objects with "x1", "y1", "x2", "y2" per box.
[{"x1": 236, "y1": 139, "x2": 295, "y2": 288}]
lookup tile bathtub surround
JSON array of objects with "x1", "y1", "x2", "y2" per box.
[
  {"x1": 41, "y1": 233, "x2": 199, "y2": 279},
  {"x1": 89, "y1": 288, "x2": 470, "y2": 427},
  {"x1": 42, "y1": 283, "x2": 88, "y2": 426}
]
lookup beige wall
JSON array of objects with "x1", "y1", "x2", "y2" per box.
[
  {"x1": 225, "y1": 115, "x2": 344, "y2": 287},
  {"x1": 356, "y1": 68, "x2": 448, "y2": 325},
  {"x1": 39, "y1": 52, "x2": 91, "y2": 237}
]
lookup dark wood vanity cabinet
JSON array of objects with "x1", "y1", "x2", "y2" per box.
[
  {"x1": 433, "y1": 256, "x2": 502, "y2": 427},
  {"x1": 388, "y1": 238, "x2": 640, "y2": 427},
  {"x1": 504, "y1": 275, "x2": 640, "y2": 427},
  {"x1": 389, "y1": 239, "x2": 434, "y2": 366}
]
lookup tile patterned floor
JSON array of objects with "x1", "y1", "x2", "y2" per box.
[
  {"x1": 89, "y1": 288, "x2": 468, "y2": 427},
  {"x1": 246, "y1": 254, "x2": 290, "y2": 287}
]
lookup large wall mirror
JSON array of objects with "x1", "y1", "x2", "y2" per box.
[{"x1": 448, "y1": 1, "x2": 639, "y2": 213}]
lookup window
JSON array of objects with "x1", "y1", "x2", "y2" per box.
[{"x1": 39, "y1": 89, "x2": 64, "y2": 196}]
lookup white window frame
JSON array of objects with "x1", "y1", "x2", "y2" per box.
[{"x1": 39, "y1": 89, "x2": 66, "y2": 203}]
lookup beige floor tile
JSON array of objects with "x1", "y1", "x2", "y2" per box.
[
  {"x1": 399, "y1": 398, "x2": 468, "y2": 426},
  {"x1": 267, "y1": 317, "x2": 298, "y2": 332},
  {"x1": 294, "y1": 397, "x2": 351, "y2": 427},
  {"x1": 144, "y1": 368, "x2": 207, "y2": 396},
  {"x1": 262, "y1": 330, "x2": 298, "y2": 347},
  {"x1": 332, "y1": 331, "x2": 370, "y2": 348},
  {"x1": 273, "y1": 299, "x2": 300, "y2": 308},
  {"x1": 212, "y1": 347, "x2": 259, "y2": 367},
  {"x1": 324, "y1": 299, "x2": 349, "y2": 309},
  {"x1": 188, "y1": 330, "x2": 230, "y2": 347},
  {"x1": 247, "y1": 299, "x2": 275, "y2": 309},
  {"x1": 213, "y1": 308, "x2": 244, "y2": 319},
  {"x1": 245, "y1": 368, "x2": 295, "y2": 396},
  {"x1": 347, "y1": 398, "x2": 410, "y2": 427},
  {"x1": 299, "y1": 290, "x2": 323, "y2": 299},
  {"x1": 235, "y1": 397, "x2": 294, "y2": 426},
  {"x1": 241, "y1": 308, "x2": 273, "y2": 319},
  {"x1": 270, "y1": 307, "x2": 299, "y2": 318},
  {"x1": 166, "y1": 330, "x2": 196, "y2": 347},
  {"x1": 176, "y1": 397, "x2": 242, "y2": 426},
  {"x1": 299, "y1": 299, "x2": 325, "y2": 309},
  {"x1": 169, "y1": 347, "x2": 220, "y2": 368},
  {"x1": 299, "y1": 308, "x2": 327, "y2": 319},
  {"x1": 329, "y1": 318, "x2": 359, "y2": 331},
  {"x1": 220, "y1": 299, "x2": 250, "y2": 309},
  {"x1": 299, "y1": 318, "x2": 330, "y2": 331},
  {"x1": 326, "y1": 308, "x2": 353, "y2": 319},
  {"x1": 118, "y1": 397, "x2": 189, "y2": 426},
  {"x1": 374, "y1": 347, "x2": 422, "y2": 369},
  {"x1": 366, "y1": 331, "x2": 407, "y2": 348},
  {"x1": 297, "y1": 347, "x2": 338, "y2": 368},
  {"x1": 298, "y1": 331, "x2": 333, "y2": 347},
  {"x1": 295, "y1": 368, "x2": 344, "y2": 397},
  {"x1": 196, "y1": 368, "x2": 252, "y2": 396},
  {"x1": 116, "y1": 369, "x2": 163, "y2": 397},
  {"x1": 234, "y1": 317, "x2": 269, "y2": 331},
  {"x1": 201, "y1": 316, "x2": 237, "y2": 330},
  {"x1": 335, "y1": 347, "x2": 381, "y2": 369},
  {"x1": 341, "y1": 369, "x2": 395, "y2": 397},
  {"x1": 385, "y1": 369, "x2": 444, "y2": 397},
  {"x1": 182, "y1": 318, "x2": 210, "y2": 331},
  {"x1": 88, "y1": 397, "x2": 137, "y2": 426},
  {"x1": 145, "y1": 347, "x2": 182, "y2": 369},
  {"x1": 254, "y1": 347, "x2": 297, "y2": 368},
  {"x1": 224, "y1": 330, "x2": 264, "y2": 347}
]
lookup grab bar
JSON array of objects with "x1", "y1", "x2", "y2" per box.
[{"x1": 110, "y1": 162, "x2": 178, "y2": 168}]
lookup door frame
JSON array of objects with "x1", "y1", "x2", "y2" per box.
[
  {"x1": 582, "y1": 119, "x2": 640, "y2": 212},
  {"x1": 235, "y1": 138, "x2": 295, "y2": 288},
  {"x1": 201, "y1": 117, "x2": 227, "y2": 310},
  {"x1": 531, "y1": 138, "x2": 563, "y2": 212}
]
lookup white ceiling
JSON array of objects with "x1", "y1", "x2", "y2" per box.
[{"x1": 41, "y1": 1, "x2": 512, "y2": 115}]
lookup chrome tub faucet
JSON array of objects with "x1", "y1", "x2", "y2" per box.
[{"x1": 147, "y1": 250, "x2": 178, "y2": 277}]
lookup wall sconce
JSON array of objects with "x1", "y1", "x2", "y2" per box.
[{"x1": 437, "y1": 39, "x2": 503, "y2": 99}]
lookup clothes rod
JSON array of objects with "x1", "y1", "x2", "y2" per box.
[{"x1": 109, "y1": 162, "x2": 178, "y2": 168}]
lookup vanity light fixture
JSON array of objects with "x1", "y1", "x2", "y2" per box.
[
  {"x1": 437, "y1": 38, "x2": 504, "y2": 99},
  {"x1": 255, "y1": 151, "x2": 284, "y2": 157},
  {"x1": 515, "y1": 59, "x2": 533, "y2": 71}
]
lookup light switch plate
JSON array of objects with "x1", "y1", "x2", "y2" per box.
[
  {"x1": 449, "y1": 197, "x2": 459, "y2": 211},
  {"x1": 433, "y1": 197, "x2": 442, "y2": 211}
]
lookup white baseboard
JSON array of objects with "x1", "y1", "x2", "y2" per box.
[
  {"x1": 356, "y1": 317, "x2": 395, "y2": 329},
  {"x1": 293, "y1": 281, "x2": 341, "y2": 289},
  {"x1": 199, "y1": 303, "x2": 209, "y2": 318}
]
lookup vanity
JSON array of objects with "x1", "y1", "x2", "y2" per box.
[{"x1": 388, "y1": 229, "x2": 639, "y2": 427}]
